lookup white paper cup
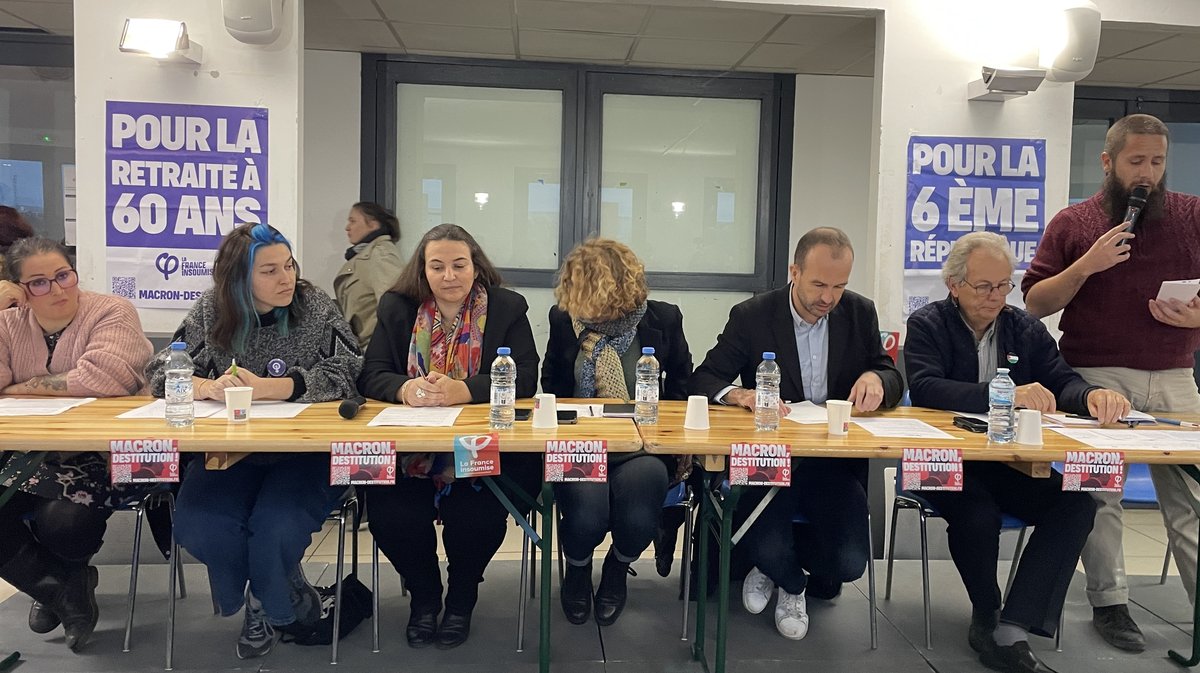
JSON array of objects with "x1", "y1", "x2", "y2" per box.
[
  {"x1": 532, "y1": 393, "x2": 558, "y2": 429},
  {"x1": 683, "y1": 395, "x2": 710, "y2": 430},
  {"x1": 1016, "y1": 409, "x2": 1043, "y2": 445},
  {"x1": 224, "y1": 386, "x2": 253, "y2": 423},
  {"x1": 827, "y1": 400, "x2": 852, "y2": 436}
]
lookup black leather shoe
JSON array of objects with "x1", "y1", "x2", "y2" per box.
[
  {"x1": 980, "y1": 641, "x2": 1059, "y2": 673},
  {"x1": 969, "y1": 608, "x2": 1000, "y2": 653},
  {"x1": 560, "y1": 562, "x2": 593, "y2": 625},
  {"x1": 405, "y1": 603, "x2": 440, "y2": 649},
  {"x1": 594, "y1": 552, "x2": 632, "y2": 627},
  {"x1": 1092, "y1": 604, "x2": 1146, "y2": 652},
  {"x1": 435, "y1": 609, "x2": 472, "y2": 649},
  {"x1": 28, "y1": 599, "x2": 60, "y2": 634},
  {"x1": 60, "y1": 565, "x2": 99, "y2": 653}
]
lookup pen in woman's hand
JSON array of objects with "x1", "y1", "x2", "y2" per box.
[{"x1": 230, "y1": 358, "x2": 238, "y2": 377}]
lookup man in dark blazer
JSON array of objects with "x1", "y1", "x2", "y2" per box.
[{"x1": 690, "y1": 227, "x2": 903, "y2": 640}]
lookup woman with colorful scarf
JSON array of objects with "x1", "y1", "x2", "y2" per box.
[
  {"x1": 358, "y1": 223, "x2": 540, "y2": 650},
  {"x1": 541, "y1": 238, "x2": 693, "y2": 627}
]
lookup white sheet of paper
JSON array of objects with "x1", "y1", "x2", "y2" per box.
[
  {"x1": 246, "y1": 401, "x2": 311, "y2": 419},
  {"x1": 1157, "y1": 278, "x2": 1200, "y2": 304},
  {"x1": 851, "y1": 417, "x2": 957, "y2": 439},
  {"x1": 0, "y1": 397, "x2": 96, "y2": 416},
  {"x1": 366, "y1": 406, "x2": 463, "y2": 427},
  {"x1": 1049, "y1": 427, "x2": 1200, "y2": 451},
  {"x1": 1043, "y1": 409, "x2": 1155, "y2": 426},
  {"x1": 784, "y1": 401, "x2": 828, "y2": 424},
  {"x1": 117, "y1": 399, "x2": 225, "y2": 419},
  {"x1": 556, "y1": 404, "x2": 602, "y2": 418}
]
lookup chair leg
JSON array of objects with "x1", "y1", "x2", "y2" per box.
[
  {"x1": 680, "y1": 497, "x2": 695, "y2": 642},
  {"x1": 919, "y1": 510, "x2": 932, "y2": 650},
  {"x1": 351, "y1": 497, "x2": 360, "y2": 578},
  {"x1": 123, "y1": 501, "x2": 147, "y2": 652},
  {"x1": 517, "y1": 522, "x2": 530, "y2": 652},
  {"x1": 555, "y1": 506, "x2": 565, "y2": 585},
  {"x1": 166, "y1": 494, "x2": 180, "y2": 671},
  {"x1": 1162, "y1": 540, "x2": 1173, "y2": 585},
  {"x1": 1056, "y1": 605, "x2": 1064, "y2": 652},
  {"x1": 885, "y1": 499, "x2": 901, "y2": 600},
  {"x1": 866, "y1": 509, "x2": 878, "y2": 650},
  {"x1": 330, "y1": 507, "x2": 347, "y2": 665},
  {"x1": 529, "y1": 508, "x2": 538, "y2": 599},
  {"x1": 175, "y1": 553, "x2": 187, "y2": 600},
  {"x1": 372, "y1": 540, "x2": 380, "y2": 653},
  {"x1": 1003, "y1": 527, "x2": 1027, "y2": 601}
]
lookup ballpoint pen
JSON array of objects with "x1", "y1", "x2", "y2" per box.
[{"x1": 1154, "y1": 417, "x2": 1200, "y2": 429}]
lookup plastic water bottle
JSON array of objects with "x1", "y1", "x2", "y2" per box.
[
  {"x1": 987, "y1": 368, "x2": 1016, "y2": 443},
  {"x1": 755, "y1": 352, "x2": 781, "y2": 431},
  {"x1": 634, "y1": 346, "x2": 660, "y2": 425},
  {"x1": 490, "y1": 346, "x2": 516, "y2": 429},
  {"x1": 164, "y1": 342, "x2": 194, "y2": 428}
]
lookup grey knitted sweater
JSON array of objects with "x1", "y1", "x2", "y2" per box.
[{"x1": 147, "y1": 285, "x2": 362, "y2": 403}]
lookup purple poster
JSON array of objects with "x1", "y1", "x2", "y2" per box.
[{"x1": 105, "y1": 101, "x2": 268, "y2": 309}]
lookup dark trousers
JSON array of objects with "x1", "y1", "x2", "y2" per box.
[
  {"x1": 737, "y1": 458, "x2": 870, "y2": 596},
  {"x1": 554, "y1": 454, "x2": 669, "y2": 564},
  {"x1": 0, "y1": 491, "x2": 109, "y2": 565},
  {"x1": 366, "y1": 454, "x2": 540, "y2": 612},
  {"x1": 919, "y1": 462, "x2": 1097, "y2": 637}
]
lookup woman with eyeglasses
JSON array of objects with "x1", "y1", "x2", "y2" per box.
[
  {"x1": 0, "y1": 237, "x2": 154, "y2": 652},
  {"x1": 146, "y1": 223, "x2": 363, "y2": 660}
]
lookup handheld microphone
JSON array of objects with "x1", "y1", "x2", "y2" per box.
[
  {"x1": 338, "y1": 396, "x2": 366, "y2": 420},
  {"x1": 1121, "y1": 185, "x2": 1149, "y2": 234}
]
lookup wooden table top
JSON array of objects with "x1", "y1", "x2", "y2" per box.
[
  {"x1": 639, "y1": 401, "x2": 1200, "y2": 464},
  {"x1": 0, "y1": 397, "x2": 643, "y2": 454}
]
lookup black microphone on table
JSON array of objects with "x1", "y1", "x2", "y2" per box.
[
  {"x1": 339, "y1": 396, "x2": 366, "y2": 420},
  {"x1": 1121, "y1": 185, "x2": 1150, "y2": 235}
]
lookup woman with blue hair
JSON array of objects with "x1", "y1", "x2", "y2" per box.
[{"x1": 147, "y1": 223, "x2": 362, "y2": 660}]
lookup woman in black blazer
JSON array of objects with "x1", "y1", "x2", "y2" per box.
[
  {"x1": 542, "y1": 238, "x2": 692, "y2": 627},
  {"x1": 359, "y1": 224, "x2": 540, "y2": 650}
]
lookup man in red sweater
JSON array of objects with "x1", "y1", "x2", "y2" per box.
[{"x1": 1023, "y1": 113, "x2": 1200, "y2": 653}]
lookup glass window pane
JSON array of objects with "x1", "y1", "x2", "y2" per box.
[
  {"x1": 0, "y1": 65, "x2": 74, "y2": 243},
  {"x1": 1069, "y1": 119, "x2": 1106, "y2": 203},
  {"x1": 1167, "y1": 122, "x2": 1200, "y2": 197},
  {"x1": 600, "y1": 94, "x2": 760, "y2": 274},
  {"x1": 395, "y1": 84, "x2": 562, "y2": 269}
]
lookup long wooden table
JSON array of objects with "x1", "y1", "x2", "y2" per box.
[
  {"x1": 0, "y1": 395, "x2": 641, "y2": 673},
  {"x1": 639, "y1": 400, "x2": 1200, "y2": 673}
]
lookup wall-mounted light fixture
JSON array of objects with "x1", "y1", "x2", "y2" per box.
[
  {"x1": 119, "y1": 19, "x2": 203, "y2": 65},
  {"x1": 474, "y1": 192, "x2": 489, "y2": 210}
]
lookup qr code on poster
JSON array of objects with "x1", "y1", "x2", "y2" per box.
[
  {"x1": 902, "y1": 472, "x2": 921, "y2": 491},
  {"x1": 544, "y1": 463, "x2": 564, "y2": 482},
  {"x1": 1062, "y1": 473, "x2": 1081, "y2": 491},
  {"x1": 330, "y1": 466, "x2": 350, "y2": 486},
  {"x1": 111, "y1": 464, "x2": 132, "y2": 484},
  {"x1": 904, "y1": 295, "x2": 930, "y2": 316},
  {"x1": 729, "y1": 467, "x2": 748, "y2": 485},
  {"x1": 112, "y1": 276, "x2": 136, "y2": 299}
]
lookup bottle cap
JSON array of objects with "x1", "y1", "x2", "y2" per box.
[
  {"x1": 763, "y1": 352, "x2": 776, "y2": 360},
  {"x1": 497, "y1": 347, "x2": 511, "y2": 356},
  {"x1": 642, "y1": 347, "x2": 655, "y2": 355},
  {"x1": 170, "y1": 341, "x2": 186, "y2": 350},
  {"x1": 997, "y1": 367, "x2": 1009, "y2": 374}
]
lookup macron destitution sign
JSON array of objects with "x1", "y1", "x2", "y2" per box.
[{"x1": 105, "y1": 101, "x2": 268, "y2": 309}]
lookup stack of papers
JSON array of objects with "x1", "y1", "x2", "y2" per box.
[
  {"x1": 1157, "y1": 278, "x2": 1200, "y2": 303},
  {"x1": 851, "y1": 417, "x2": 957, "y2": 439},
  {"x1": 1050, "y1": 427, "x2": 1200, "y2": 451},
  {"x1": 367, "y1": 406, "x2": 462, "y2": 427},
  {"x1": 0, "y1": 397, "x2": 95, "y2": 416},
  {"x1": 557, "y1": 404, "x2": 604, "y2": 418},
  {"x1": 116, "y1": 400, "x2": 310, "y2": 420},
  {"x1": 783, "y1": 401, "x2": 828, "y2": 425}
]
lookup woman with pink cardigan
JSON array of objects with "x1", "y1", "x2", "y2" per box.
[{"x1": 0, "y1": 237, "x2": 153, "y2": 652}]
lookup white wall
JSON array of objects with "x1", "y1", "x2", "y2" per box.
[
  {"x1": 301, "y1": 49, "x2": 361, "y2": 296},
  {"x1": 74, "y1": 0, "x2": 303, "y2": 334}
]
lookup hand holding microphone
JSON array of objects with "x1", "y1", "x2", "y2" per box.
[
  {"x1": 339, "y1": 396, "x2": 367, "y2": 420},
  {"x1": 1121, "y1": 184, "x2": 1149, "y2": 235}
]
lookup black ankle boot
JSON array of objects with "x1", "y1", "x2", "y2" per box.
[
  {"x1": 0, "y1": 543, "x2": 98, "y2": 652},
  {"x1": 560, "y1": 562, "x2": 593, "y2": 625},
  {"x1": 405, "y1": 601, "x2": 440, "y2": 649},
  {"x1": 436, "y1": 608, "x2": 473, "y2": 649},
  {"x1": 594, "y1": 552, "x2": 633, "y2": 626},
  {"x1": 28, "y1": 599, "x2": 60, "y2": 634}
]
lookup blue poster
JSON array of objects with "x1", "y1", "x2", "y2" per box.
[
  {"x1": 104, "y1": 100, "x2": 268, "y2": 309},
  {"x1": 905, "y1": 136, "x2": 1045, "y2": 271}
]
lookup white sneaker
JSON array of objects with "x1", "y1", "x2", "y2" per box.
[
  {"x1": 774, "y1": 588, "x2": 809, "y2": 640},
  {"x1": 742, "y1": 566, "x2": 774, "y2": 615}
]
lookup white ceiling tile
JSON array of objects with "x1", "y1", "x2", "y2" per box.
[
  {"x1": 374, "y1": 0, "x2": 512, "y2": 28},
  {"x1": 392, "y1": 22, "x2": 515, "y2": 55},
  {"x1": 516, "y1": 0, "x2": 647, "y2": 35},
  {"x1": 1085, "y1": 58, "x2": 1200, "y2": 85},
  {"x1": 1150, "y1": 68, "x2": 1200, "y2": 87},
  {"x1": 631, "y1": 37, "x2": 754, "y2": 68},
  {"x1": 405, "y1": 49, "x2": 517, "y2": 60},
  {"x1": 0, "y1": 1, "x2": 71, "y2": 33},
  {"x1": 1118, "y1": 34, "x2": 1200, "y2": 62},
  {"x1": 0, "y1": 11, "x2": 36, "y2": 30},
  {"x1": 305, "y1": 0, "x2": 383, "y2": 21},
  {"x1": 519, "y1": 30, "x2": 633, "y2": 61},
  {"x1": 1097, "y1": 27, "x2": 1176, "y2": 58},
  {"x1": 305, "y1": 20, "x2": 400, "y2": 51},
  {"x1": 768, "y1": 15, "x2": 874, "y2": 46},
  {"x1": 839, "y1": 50, "x2": 875, "y2": 77},
  {"x1": 741, "y1": 42, "x2": 870, "y2": 73},
  {"x1": 642, "y1": 7, "x2": 779, "y2": 42}
]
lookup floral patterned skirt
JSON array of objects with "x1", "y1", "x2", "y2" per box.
[{"x1": 2, "y1": 451, "x2": 152, "y2": 511}]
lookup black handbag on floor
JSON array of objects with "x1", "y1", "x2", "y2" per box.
[{"x1": 281, "y1": 573, "x2": 373, "y2": 646}]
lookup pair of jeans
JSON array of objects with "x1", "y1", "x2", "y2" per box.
[
  {"x1": 554, "y1": 454, "x2": 669, "y2": 565},
  {"x1": 736, "y1": 457, "x2": 870, "y2": 596},
  {"x1": 173, "y1": 454, "x2": 344, "y2": 626}
]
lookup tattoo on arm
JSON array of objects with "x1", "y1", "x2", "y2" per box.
[{"x1": 27, "y1": 373, "x2": 68, "y2": 393}]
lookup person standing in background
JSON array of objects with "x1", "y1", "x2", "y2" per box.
[{"x1": 334, "y1": 202, "x2": 404, "y2": 349}]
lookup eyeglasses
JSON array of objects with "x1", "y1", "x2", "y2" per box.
[
  {"x1": 20, "y1": 269, "x2": 79, "y2": 297},
  {"x1": 960, "y1": 279, "x2": 1015, "y2": 297}
]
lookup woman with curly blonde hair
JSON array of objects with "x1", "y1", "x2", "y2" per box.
[{"x1": 541, "y1": 238, "x2": 692, "y2": 627}]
